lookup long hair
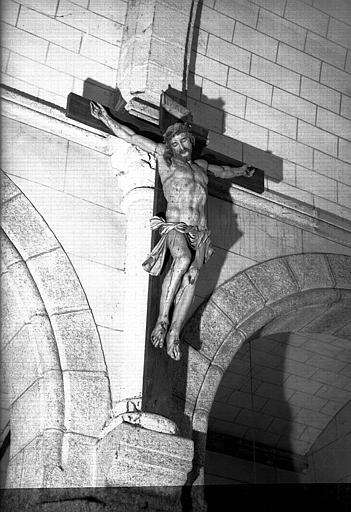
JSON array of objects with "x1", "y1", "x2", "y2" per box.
[{"x1": 163, "y1": 122, "x2": 195, "y2": 165}]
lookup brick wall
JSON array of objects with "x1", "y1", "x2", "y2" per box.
[
  {"x1": 192, "y1": 0, "x2": 351, "y2": 221},
  {"x1": 1, "y1": 0, "x2": 127, "y2": 108}
]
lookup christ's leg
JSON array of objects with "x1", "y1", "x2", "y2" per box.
[
  {"x1": 151, "y1": 231, "x2": 191, "y2": 349},
  {"x1": 166, "y1": 246, "x2": 205, "y2": 360}
]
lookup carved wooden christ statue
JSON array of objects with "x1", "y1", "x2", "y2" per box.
[{"x1": 91, "y1": 101, "x2": 255, "y2": 361}]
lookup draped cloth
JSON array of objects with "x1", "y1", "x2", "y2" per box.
[{"x1": 142, "y1": 216, "x2": 214, "y2": 276}]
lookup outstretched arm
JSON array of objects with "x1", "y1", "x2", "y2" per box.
[
  {"x1": 90, "y1": 101, "x2": 160, "y2": 154},
  {"x1": 195, "y1": 159, "x2": 255, "y2": 179}
]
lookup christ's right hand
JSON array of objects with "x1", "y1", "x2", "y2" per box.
[{"x1": 90, "y1": 101, "x2": 108, "y2": 122}]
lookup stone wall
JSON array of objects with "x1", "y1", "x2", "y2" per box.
[
  {"x1": 1, "y1": 0, "x2": 127, "y2": 108},
  {"x1": 191, "y1": 0, "x2": 351, "y2": 222},
  {"x1": 1, "y1": 114, "x2": 127, "y2": 406},
  {"x1": 305, "y1": 400, "x2": 351, "y2": 482}
]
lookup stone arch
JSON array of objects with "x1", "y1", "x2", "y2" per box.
[
  {"x1": 179, "y1": 253, "x2": 351, "y2": 436},
  {"x1": 1, "y1": 172, "x2": 111, "y2": 487}
]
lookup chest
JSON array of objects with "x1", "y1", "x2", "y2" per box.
[{"x1": 162, "y1": 161, "x2": 208, "y2": 186}]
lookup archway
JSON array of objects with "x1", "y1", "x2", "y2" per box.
[
  {"x1": 1, "y1": 172, "x2": 111, "y2": 487},
  {"x1": 176, "y1": 253, "x2": 351, "y2": 481}
]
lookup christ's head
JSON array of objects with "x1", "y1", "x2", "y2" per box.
[{"x1": 163, "y1": 122, "x2": 195, "y2": 164}]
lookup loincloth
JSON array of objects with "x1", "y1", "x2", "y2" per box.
[{"x1": 142, "y1": 216, "x2": 214, "y2": 276}]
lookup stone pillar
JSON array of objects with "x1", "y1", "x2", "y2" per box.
[
  {"x1": 108, "y1": 137, "x2": 157, "y2": 417},
  {"x1": 116, "y1": 0, "x2": 199, "y2": 122}
]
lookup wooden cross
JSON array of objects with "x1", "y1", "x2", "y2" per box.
[{"x1": 65, "y1": 92, "x2": 264, "y2": 194}]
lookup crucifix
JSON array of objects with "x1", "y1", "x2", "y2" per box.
[{"x1": 66, "y1": 92, "x2": 263, "y2": 361}]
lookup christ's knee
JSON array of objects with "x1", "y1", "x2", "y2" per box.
[{"x1": 173, "y1": 254, "x2": 191, "y2": 275}]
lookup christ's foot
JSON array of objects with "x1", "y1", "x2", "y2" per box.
[
  {"x1": 151, "y1": 320, "x2": 168, "y2": 349},
  {"x1": 166, "y1": 330, "x2": 181, "y2": 361}
]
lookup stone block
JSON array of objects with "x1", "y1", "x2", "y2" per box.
[
  {"x1": 61, "y1": 432, "x2": 96, "y2": 487},
  {"x1": 50, "y1": 310, "x2": 106, "y2": 372},
  {"x1": 302, "y1": 231, "x2": 351, "y2": 257},
  {"x1": 258, "y1": 8, "x2": 306, "y2": 50},
  {"x1": 321, "y1": 64, "x2": 351, "y2": 97},
  {"x1": 202, "y1": 78, "x2": 246, "y2": 118},
  {"x1": 237, "y1": 306, "x2": 275, "y2": 340},
  {"x1": 182, "y1": 299, "x2": 233, "y2": 360},
  {"x1": 306, "y1": 32, "x2": 346, "y2": 70},
  {"x1": 1, "y1": 0, "x2": 19, "y2": 24},
  {"x1": 29, "y1": 314, "x2": 60, "y2": 372},
  {"x1": 63, "y1": 371, "x2": 110, "y2": 437},
  {"x1": 18, "y1": 6, "x2": 82, "y2": 52},
  {"x1": 1, "y1": 324, "x2": 39, "y2": 404},
  {"x1": 246, "y1": 258, "x2": 298, "y2": 304},
  {"x1": 251, "y1": 55, "x2": 300, "y2": 95},
  {"x1": 313, "y1": 151, "x2": 351, "y2": 186},
  {"x1": 1, "y1": 21, "x2": 48, "y2": 63},
  {"x1": 6, "y1": 450, "x2": 24, "y2": 488},
  {"x1": 317, "y1": 108, "x2": 351, "y2": 140},
  {"x1": 234, "y1": 22, "x2": 278, "y2": 62},
  {"x1": 316, "y1": 384, "x2": 351, "y2": 403},
  {"x1": 277, "y1": 43, "x2": 321, "y2": 81},
  {"x1": 289, "y1": 392, "x2": 327, "y2": 413},
  {"x1": 269, "y1": 131, "x2": 314, "y2": 168},
  {"x1": 215, "y1": 0, "x2": 259, "y2": 27},
  {"x1": 10, "y1": 381, "x2": 43, "y2": 456},
  {"x1": 20, "y1": 436, "x2": 45, "y2": 487},
  {"x1": 80, "y1": 34, "x2": 120, "y2": 69},
  {"x1": 0, "y1": 272, "x2": 25, "y2": 347},
  {"x1": 172, "y1": 346, "x2": 210, "y2": 404},
  {"x1": 327, "y1": 17, "x2": 351, "y2": 50},
  {"x1": 213, "y1": 329, "x2": 246, "y2": 372},
  {"x1": 212, "y1": 272, "x2": 265, "y2": 325},
  {"x1": 314, "y1": 0, "x2": 351, "y2": 22},
  {"x1": 301, "y1": 77, "x2": 340, "y2": 113},
  {"x1": 27, "y1": 248, "x2": 88, "y2": 315},
  {"x1": 2, "y1": 194, "x2": 60, "y2": 261},
  {"x1": 285, "y1": 0, "x2": 329, "y2": 36},
  {"x1": 1, "y1": 117, "x2": 68, "y2": 191},
  {"x1": 57, "y1": 0, "x2": 123, "y2": 45},
  {"x1": 225, "y1": 113, "x2": 268, "y2": 151},
  {"x1": 89, "y1": 0, "x2": 127, "y2": 23},
  {"x1": 195, "y1": 364, "x2": 224, "y2": 413},
  {"x1": 286, "y1": 253, "x2": 334, "y2": 291},
  {"x1": 227, "y1": 67, "x2": 272, "y2": 104},
  {"x1": 305, "y1": 300, "x2": 351, "y2": 334},
  {"x1": 8, "y1": 260, "x2": 46, "y2": 318},
  {"x1": 298, "y1": 120, "x2": 338, "y2": 157},
  {"x1": 338, "y1": 183, "x2": 351, "y2": 209},
  {"x1": 341, "y1": 95, "x2": 351, "y2": 120},
  {"x1": 7, "y1": 52, "x2": 74, "y2": 98},
  {"x1": 206, "y1": 35, "x2": 250, "y2": 73},
  {"x1": 46, "y1": 45, "x2": 117, "y2": 88},
  {"x1": 272, "y1": 88, "x2": 316, "y2": 125},
  {"x1": 285, "y1": 375, "x2": 322, "y2": 395},
  {"x1": 1, "y1": 172, "x2": 19, "y2": 205},
  {"x1": 246, "y1": 98, "x2": 297, "y2": 139},
  {"x1": 200, "y1": 5, "x2": 234, "y2": 41},
  {"x1": 97, "y1": 422, "x2": 193, "y2": 487},
  {"x1": 339, "y1": 139, "x2": 351, "y2": 164},
  {"x1": 193, "y1": 53, "x2": 228, "y2": 86},
  {"x1": 68, "y1": 254, "x2": 125, "y2": 330}
]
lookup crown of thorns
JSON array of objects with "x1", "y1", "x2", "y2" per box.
[{"x1": 163, "y1": 122, "x2": 193, "y2": 144}]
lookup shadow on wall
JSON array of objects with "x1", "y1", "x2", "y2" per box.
[{"x1": 187, "y1": 0, "x2": 283, "y2": 183}]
